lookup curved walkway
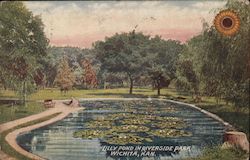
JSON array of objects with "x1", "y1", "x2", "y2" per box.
[{"x1": 0, "y1": 100, "x2": 83, "y2": 160}]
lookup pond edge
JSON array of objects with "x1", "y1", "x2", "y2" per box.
[
  {"x1": 3, "y1": 100, "x2": 83, "y2": 160},
  {"x1": 5, "y1": 98, "x2": 234, "y2": 160}
]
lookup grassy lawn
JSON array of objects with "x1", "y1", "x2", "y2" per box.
[
  {"x1": 0, "y1": 102, "x2": 45, "y2": 124},
  {"x1": 188, "y1": 146, "x2": 248, "y2": 160},
  {"x1": 0, "y1": 88, "x2": 181, "y2": 100},
  {"x1": 0, "y1": 88, "x2": 248, "y2": 160}
]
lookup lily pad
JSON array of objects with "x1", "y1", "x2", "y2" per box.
[
  {"x1": 103, "y1": 133, "x2": 152, "y2": 145},
  {"x1": 74, "y1": 100, "x2": 191, "y2": 144},
  {"x1": 151, "y1": 120, "x2": 187, "y2": 129},
  {"x1": 136, "y1": 107, "x2": 176, "y2": 114},
  {"x1": 85, "y1": 120, "x2": 113, "y2": 129},
  {"x1": 121, "y1": 118, "x2": 151, "y2": 125},
  {"x1": 149, "y1": 129, "x2": 192, "y2": 138},
  {"x1": 111, "y1": 125, "x2": 150, "y2": 133},
  {"x1": 105, "y1": 113, "x2": 128, "y2": 120},
  {"x1": 74, "y1": 130, "x2": 109, "y2": 139}
]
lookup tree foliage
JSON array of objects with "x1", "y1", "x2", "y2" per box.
[
  {"x1": 81, "y1": 59, "x2": 98, "y2": 89},
  {"x1": 0, "y1": 1, "x2": 48, "y2": 103},
  {"x1": 176, "y1": 0, "x2": 249, "y2": 107},
  {"x1": 54, "y1": 57, "x2": 76, "y2": 93},
  {"x1": 145, "y1": 36, "x2": 184, "y2": 95},
  {"x1": 94, "y1": 31, "x2": 150, "y2": 94}
]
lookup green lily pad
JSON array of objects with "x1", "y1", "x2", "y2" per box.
[
  {"x1": 74, "y1": 101, "x2": 191, "y2": 144},
  {"x1": 111, "y1": 125, "x2": 150, "y2": 133},
  {"x1": 103, "y1": 133, "x2": 151, "y2": 145},
  {"x1": 105, "y1": 113, "x2": 128, "y2": 120},
  {"x1": 74, "y1": 130, "x2": 108, "y2": 139},
  {"x1": 136, "y1": 107, "x2": 176, "y2": 114},
  {"x1": 150, "y1": 120, "x2": 187, "y2": 129},
  {"x1": 121, "y1": 118, "x2": 151, "y2": 125},
  {"x1": 149, "y1": 129, "x2": 192, "y2": 138},
  {"x1": 85, "y1": 120, "x2": 113, "y2": 129}
]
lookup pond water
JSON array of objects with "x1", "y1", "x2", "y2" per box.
[{"x1": 16, "y1": 100, "x2": 225, "y2": 160}]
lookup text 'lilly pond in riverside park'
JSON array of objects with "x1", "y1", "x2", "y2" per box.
[{"x1": 17, "y1": 100, "x2": 225, "y2": 160}]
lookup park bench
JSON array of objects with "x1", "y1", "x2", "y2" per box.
[{"x1": 43, "y1": 99, "x2": 55, "y2": 108}]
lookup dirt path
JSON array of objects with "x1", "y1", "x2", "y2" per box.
[{"x1": 0, "y1": 100, "x2": 83, "y2": 160}]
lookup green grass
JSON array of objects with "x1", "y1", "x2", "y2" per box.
[
  {"x1": 0, "y1": 89, "x2": 17, "y2": 99},
  {"x1": 0, "y1": 88, "x2": 179, "y2": 100},
  {"x1": 0, "y1": 113, "x2": 61, "y2": 160},
  {"x1": 188, "y1": 146, "x2": 248, "y2": 160},
  {"x1": 0, "y1": 102, "x2": 45, "y2": 124}
]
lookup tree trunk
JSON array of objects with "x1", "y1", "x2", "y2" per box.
[
  {"x1": 103, "y1": 81, "x2": 106, "y2": 89},
  {"x1": 22, "y1": 81, "x2": 27, "y2": 106},
  {"x1": 129, "y1": 77, "x2": 133, "y2": 94},
  {"x1": 4, "y1": 85, "x2": 7, "y2": 90},
  {"x1": 157, "y1": 87, "x2": 160, "y2": 96},
  {"x1": 216, "y1": 96, "x2": 219, "y2": 104},
  {"x1": 157, "y1": 80, "x2": 161, "y2": 96},
  {"x1": 151, "y1": 82, "x2": 155, "y2": 91}
]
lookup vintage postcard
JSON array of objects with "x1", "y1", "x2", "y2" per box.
[{"x1": 0, "y1": 0, "x2": 249, "y2": 160}]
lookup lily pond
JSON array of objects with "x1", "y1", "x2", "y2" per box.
[{"x1": 17, "y1": 100, "x2": 225, "y2": 160}]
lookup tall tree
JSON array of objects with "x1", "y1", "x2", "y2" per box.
[
  {"x1": 81, "y1": 59, "x2": 98, "y2": 89},
  {"x1": 94, "y1": 31, "x2": 150, "y2": 94},
  {"x1": 200, "y1": 0, "x2": 249, "y2": 107},
  {"x1": 44, "y1": 46, "x2": 100, "y2": 88},
  {"x1": 54, "y1": 57, "x2": 76, "y2": 93},
  {"x1": 176, "y1": 0, "x2": 249, "y2": 108},
  {"x1": 145, "y1": 36, "x2": 184, "y2": 96},
  {"x1": 0, "y1": 1, "x2": 48, "y2": 104},
  {"x1": 176, "y1": 36, "x2": 203, "y2": 99}
]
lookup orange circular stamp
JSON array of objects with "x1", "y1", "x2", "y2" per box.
[{"x1": 214, "y1": 9, "x2": 240, "y2": 36}]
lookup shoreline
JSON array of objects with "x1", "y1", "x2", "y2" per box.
[
  {"x1": 0, "y1": 100, "x2": 83, "y2": 160},
  {"x1": 1, "y1": 98, "x2": 234, "y2": 160}
]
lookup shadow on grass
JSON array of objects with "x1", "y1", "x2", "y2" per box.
[
  {"x1": 86, "y1": 92, "x2": 148, "y2": 98},
  {"x1": 133, "y1": 89, "x2": 152, "y2": 92},
  {"x1": 0, "y1": 99, "x2": 22, "y2": 106}
]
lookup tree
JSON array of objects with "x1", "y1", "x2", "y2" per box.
[
  {"x1": 94, "y1": 31, "x2": 150, "y2": 94},
  {"x1": 176, "y1": 59, "x2": 200, "y2": 99},
  {"x1": 44, "y1": 46, "x2": 101, "y2": 88},
  {"x1": 54, "y1": 57, "x2": 76, "y2": 93},
  {"x1": 145, "y1": 36, "x2": 184, "y2": 96},
  {"x1": 81, "y1": 59, "x2": 97, "y2": 89},
  {"x1": 199, "y1": 0, "x2": 249, "y2": 107},
  {"x1": 176, "y1": 36, "x2": 203, "y2": 99},
  {"x1": 176, "y1": 0, "x2": 249, "y2": 108},
  {"x1": 222, "y1": 0, "x2": 250, "y2": 108},
  {"x1": 33, "y1": 69, "x2": 45, "y2": 87},
  {"x1": 0, "y1": 2, "x2": 48, "y2": 104}
]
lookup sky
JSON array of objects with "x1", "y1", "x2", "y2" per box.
[{"x1": 24, "y1": 1, "x2": 227, "y2": 48}]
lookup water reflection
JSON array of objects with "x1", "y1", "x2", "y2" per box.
[{"x1": 16, "y1": 100, "x2": 225, "y2": 160}]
